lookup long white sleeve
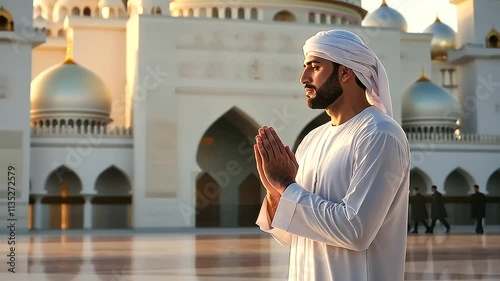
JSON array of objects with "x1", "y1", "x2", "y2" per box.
[
  {"x1": 271, "y1": 131, "x2": 409, "y2": 251},
  {"x1": 256, "y1": 198, "x2": 292, "y2": 245}
]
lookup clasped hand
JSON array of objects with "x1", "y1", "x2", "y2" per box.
[{"x1": 254, "y1": 126, "x2": 299, "y2": 196}]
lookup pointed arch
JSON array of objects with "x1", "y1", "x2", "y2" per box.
[
  {"x1": 197, "y1": 106, "x2": 259, "y2": 167},
  {"x1": 444, "y1": 168, "x2": 474, "y2": 196},
  {"x1": 293, "y1": 112, "x2": 329, "y2": 152},
  {"x1": 486, "y1": 169, "x2": 500, "y2": 195},
  {"x1": 94, "y1": 165, "x2": 131, "y2": 196},
  {"x1": 196, "y1": 172, "x2": 221, "y2": 227},
  {"x1": 410, "y1": 168, "x2": 432, "y2": 194},
  {"x1": 196, "y1": 107, "x2": 260, "y2": 227},
  {"x1": 238, "y1": 173, "x2": 263, "y2": 226},
  {"x1": 92, "y1": 166, "x2": 131, "y2": 229},
  {"x1": 44, "y1": 165, "x2": 82, "y2": 196},
  {"x1": 42, "y1": 166, "x2": 84, "y2": 229}
]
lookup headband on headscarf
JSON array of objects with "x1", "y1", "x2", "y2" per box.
[{"x1": 303, "y1": 29, "x2": 393, "y2": 118}]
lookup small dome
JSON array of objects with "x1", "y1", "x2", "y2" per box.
[
  {"x1": 31, "y1": 61, "x2": 112, "y2": 122},
  {"x1": 402, "y1": 73, "x2": 460, "y2": 132},
  {"x1": 423, "y1": 17, "x2": 456, "y2": 61},
  {"x1": 363, "y1": 0, "x2": 407, "y2": 32}
]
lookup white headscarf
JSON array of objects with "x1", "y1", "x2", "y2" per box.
[{"x1": 303, "y1": 29, "x2": 393, "y2": 118}]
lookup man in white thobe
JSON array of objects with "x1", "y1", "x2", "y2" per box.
[{"x1": 254, "y1": 30, "x2": 410, "y2": 281}]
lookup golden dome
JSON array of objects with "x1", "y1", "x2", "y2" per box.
[
  {"x1": 362, "y1": 0, "x2": 407, "y2": 32},
  {"x1": 423, "y1": 17, "x2": 456, "y2": 61},
  {"x1": 31, "y1": 61, "x2": 112, "y2": 122},
  {"x1": 402, "y1": 72, "x2": 460, "y2": 130}
]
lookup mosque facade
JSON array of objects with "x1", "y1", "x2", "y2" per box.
[{"x1": 0, "y1": 0, "x2": 499, "y2": 232}]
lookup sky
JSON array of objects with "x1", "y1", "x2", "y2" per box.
[{"x1": 361, "y1": 0, "x2": 458, "y2": 32}]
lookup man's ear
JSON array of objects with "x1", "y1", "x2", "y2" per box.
[{"x1": 339, "y1": 66, "x2": 354, "y2": 83}]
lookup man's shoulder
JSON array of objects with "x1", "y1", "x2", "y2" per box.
[{"x1": 356, "y1": 107, "x2": 407, "y2": 145}]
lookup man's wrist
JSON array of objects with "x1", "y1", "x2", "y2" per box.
[{"x1": 279, "y1": 178, "x2": 296, "y2": 192}]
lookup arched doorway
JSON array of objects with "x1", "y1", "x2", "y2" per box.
[
  {"x1": 409, "y1": 168, "x2": 431, "y2": 194},
  {"x1": 238, "y1": 173, "x2": 262, "y2": 226},
  {"x1": 444, "y1": 168, "x2": 475, "y2": 225},
  {"x1": 293, "y1": 112, "x2": 329, "y2": 151},
  {"x1": 42, "y1": 166, "x2": 83, "y2": 229},
  {"x1": 196, "y1": 173, "x2": 220, "y2": 227},
  {"x1": 93, "y1": 166, "x2": 132, "y2": 229},
  {"x1": 486, "y1": 169, "x2": 500, "y2": 224},
  {"x1": 196, "y1": 107, "x2": 261, "y2": 227}
]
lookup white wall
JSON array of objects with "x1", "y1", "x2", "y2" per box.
[
  {"x1": 30, "y1": 139, "x2": 133, "y2": 195},
  {"x1": 0, "y1": 0, "x2": 44, "y2": 234}
]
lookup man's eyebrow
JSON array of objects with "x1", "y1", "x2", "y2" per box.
[{"x1": 303, "y1": 60, "x2": 321, "y2": 67}]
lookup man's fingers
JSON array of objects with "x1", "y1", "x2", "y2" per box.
[
  {"x1": 285, "y1": 146, "x2": 299, "y2": 169},
  {"x1": 259, "y1": 127, "x2": 275, "y2": 161},
  {"x1": 256, "y1": 135, "x2": 269, "y2": 162},
  {"x1": 254, "y1": 144, "x2": 278, "y2": 195},
  {"x1": 269, "y1": 127, "x2": 287, "y2": 156},
  {"x1": 261, "y1": 126, "x2": 283, "y2": 160}
]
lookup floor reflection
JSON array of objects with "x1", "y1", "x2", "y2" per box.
[{"x1": 17, "y1": 228, "x2": 500, "y2": 280}]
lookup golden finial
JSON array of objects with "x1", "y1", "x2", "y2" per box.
[
  {"x1": 435, "y1": 13, "x2": 441, "y2": 23},
  {"x1": 63, "y1": 35, "x2": 76, "y2": 64},
  {"x1": 417, "y1": 67, "x2": 430, "y2": 82},
  {"x1": 381, "y1": 0, "x2": 388, "y2": 7}
]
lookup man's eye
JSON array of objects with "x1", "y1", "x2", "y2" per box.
[{"x1": 312, "y1": 66, "x2": 320, "y2": 70}]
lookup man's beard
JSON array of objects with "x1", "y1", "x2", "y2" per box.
[{"x1": 306, "y1": 71, "x2": 343, "y2": 109}]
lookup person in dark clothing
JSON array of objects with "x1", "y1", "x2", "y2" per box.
[
  {"x1": 410, "y1": 187, "x2": 431, "y2": 233},
  {"x1": 430, "y1": 185, "x2": 451, "y2": 233},
  {"x1": 471, "y1": 184, "x2": 486, "y2": 234}
]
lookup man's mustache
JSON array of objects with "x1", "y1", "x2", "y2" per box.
[{"x1": 305, "y1": 84, "x2": 317, "y2": 90}]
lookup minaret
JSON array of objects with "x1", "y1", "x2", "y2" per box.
[
  {"x1": 0, "y1": 2, "x2": 45, "y2": 234},
  {"x1": 449, "y1": 0, "x2": 500, "y2": 135}
]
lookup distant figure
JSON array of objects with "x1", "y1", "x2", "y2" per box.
[
  {"x1": 471, "y1": 184, "x2": 486, "y2": 234},
  {"x1": 430, "y1": 185, "x2": 451, "y2": 233},
  {"x1": 410, "y1": 187, "x2": 431, "y2": 233}
]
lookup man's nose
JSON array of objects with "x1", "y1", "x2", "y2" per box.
[{"x1": 300, "y1": 71, "x2": 311, "y2": 85}]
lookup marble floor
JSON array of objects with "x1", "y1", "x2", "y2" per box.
[{"x1": 1, "y1": 226, "x2": 500, "y2": 281}]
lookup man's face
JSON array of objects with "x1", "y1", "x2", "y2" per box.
[{"x1": 300, "y1": 55, "x2": 343, "y2": 109}]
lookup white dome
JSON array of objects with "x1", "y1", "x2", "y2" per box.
[
  {"x1": 423, "y1": 17, "x2": 456, "y2": 61},
  {"x1": 363, "y1": 0, "x2": 407, "y2": 32},
  {"x1": 31, "y1": 60, "x2": 112, "y2": 123},
  {"x1": 402, "y1": 73, "x2": 460, "y2": 132}
]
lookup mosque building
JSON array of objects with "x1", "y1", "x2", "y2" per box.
[{"x1": 0, "y1": 0, "x2": 499, "y2": 232}]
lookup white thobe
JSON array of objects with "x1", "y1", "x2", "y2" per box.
[{"x1": 257, "y1": 106, "x2": 410, "y2": 281}]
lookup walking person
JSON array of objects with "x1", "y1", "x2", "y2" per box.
[
  {"x1": 430, "y1": 185, "x2": 451, "y2": 233},
  {"x1": 410, "y1": 187, "x2": 431, "y2": 233},
  {"x1": 471, "y1": 184, "x2": 486, "y2": 234}
]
